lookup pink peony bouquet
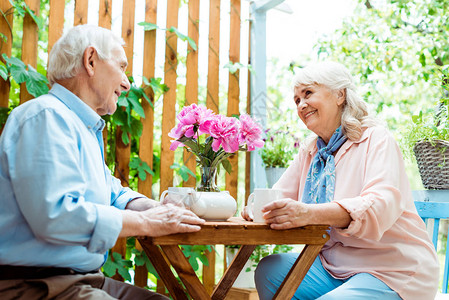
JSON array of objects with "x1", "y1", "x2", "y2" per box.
[{"x1": 169, "y1": 103, "x2": 264, "y2": 173}]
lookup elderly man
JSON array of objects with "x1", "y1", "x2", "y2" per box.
[{"x1": 0, "y1": 25, "x2": 204, "y2": 299}]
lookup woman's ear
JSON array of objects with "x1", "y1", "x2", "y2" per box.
[
  {"x1": 337, "y1": 88, "x2": 346, "y2": 105},
  {"x1": 83, "y1": 46, "x2": 97, "y2": 77}
]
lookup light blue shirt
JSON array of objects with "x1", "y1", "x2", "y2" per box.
[{"x1": 0, "y1": 83, "x2": 142, "y2": 272}]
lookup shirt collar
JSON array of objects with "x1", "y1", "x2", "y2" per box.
[
  {"x1": 305, "y1": 127, "x2": 372, "y2": 163},
  {"x1": 49, "y1": 83, "x2": 105, "y2": 131}
]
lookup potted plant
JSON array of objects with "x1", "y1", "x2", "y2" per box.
[
  {"x1": 260, "y1": 128, "x2": 301, "y2": 187},
  {"x1": 404, "y1": 67, "x2": 449, "y2": 189}
]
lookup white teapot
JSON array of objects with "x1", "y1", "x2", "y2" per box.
[{"x1": 160, "y1": 187, "x2": 237, "y2": 221}]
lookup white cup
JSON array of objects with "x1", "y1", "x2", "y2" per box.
[
  {"x1": 247, "y1": 189, "x2": 283, "y2": 223},
  {"x1": 160, "y1": 187, "x2": 196, "y2": 209}
]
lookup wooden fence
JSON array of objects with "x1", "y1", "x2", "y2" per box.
[{"x1": 0, "y1": 0, "x2": 251, "y2": 294}]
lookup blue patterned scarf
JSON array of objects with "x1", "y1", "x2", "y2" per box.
[{"x1": 302, "y1": 126, "x2": 347, "y2": 204}]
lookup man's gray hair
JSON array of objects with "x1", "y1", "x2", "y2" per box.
[
  {"x1": 292, "y1": 61, "x2": 377, "y2": 141},
  {"x1": 47, "y1": 24, "x2": 124, "y2": 86}
]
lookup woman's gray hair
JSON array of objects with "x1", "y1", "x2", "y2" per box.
[
  {"x1": 293, "y1": 61, "x2": 377, "y2": 141},
  {"x1": 47, "y1": 24, "x2": 124, "y2": 86}
]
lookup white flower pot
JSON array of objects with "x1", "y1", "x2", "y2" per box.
[
  {"x1": 226, "y1": 247, "x2": 256, "y2": 289},
  {"x1": 265, "y1": 167, "x2": 287, "y2": 188}
]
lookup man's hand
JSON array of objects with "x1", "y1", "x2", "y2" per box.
[{"x1": 120, "y1": 204, "x2": 205, "y2": 237}]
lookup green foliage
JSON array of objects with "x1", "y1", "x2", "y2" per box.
[
  {"x1": 138, "y1": 22, "x2": 197, "y2": 51},
  {"x1": 223, "y1": 62, "x2": 254, "y2": 74},
  {"x1": 129, "y1": 156, "x2": 154, "y2": 181},
  {"x1": 181, "y1": 245, "x2": 213, "y2": 271},
  {"x1": 260, "y1": 128, "x2": 300, "y2": 168},
  {"x1": 402, "y1": 66, "x2": 449, "y2": 159},
  {"x1": 2, "y1": 54, "x2": 49, "y2": 97},
  {"x1": 309, "y1": 0, "x2": 448, "y2": 132},
  {"x1": 109, "y1": 76, "x2": 167, "y2": 145},
  {"x1": 103, "y1": 251, "x2": 134, "y2": 282},
  {"x1": 7, "y1": 0, "x2": 45, "y2": 30},
  {"x1": 170, "y1": 162, "x2": 196, "y2": 183}
]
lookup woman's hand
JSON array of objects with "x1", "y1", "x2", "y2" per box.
[
  {"x1": 262, "y1": 198, "x2": 311, "y2": 229},
  {"x1": 263, "y1": 199, "x2": 352, "y2": 230}
]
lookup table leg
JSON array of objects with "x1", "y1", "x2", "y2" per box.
[
  {"x1": 273, "y1": 244, "x2": 323, "y2": 299},
  {"x1": 161, "y1": 245, "x2": 211, "y2": 300},
  {"x1": 212, "y1": 245, "x2": 257, "y2": 300},
  {"x1": 138, "y1": 242, "x2": 188, "y2": 300}
]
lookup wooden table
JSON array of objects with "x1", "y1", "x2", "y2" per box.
[{"x1": 138, "y1": 217, "x2": 330, "y2": 300}]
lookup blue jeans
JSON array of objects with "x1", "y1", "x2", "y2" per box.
[{"x1": 254, "y1": 253, "x2": 402, "y2": 300}]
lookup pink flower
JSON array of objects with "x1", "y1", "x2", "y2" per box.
[
  {"x1": 239, "y1": 114, "x2": 264, "y2": 151},
  {"x1": 208, "y1": 115, "x2": 241, "y2": 153},
  {"x1": 168, "y1": 104, "x2": 215, "y2": 149},
  {"x1": 169, "y1": 104, "x2": 215, "y2": 138}
]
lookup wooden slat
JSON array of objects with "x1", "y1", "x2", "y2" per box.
[
  {"x1": 0, "y1": 0, "x2": 13, "y2": 110},
  {"x1": 273, "y1": 245, "x2": 323, "y2": 299},
  {"x1": 98, "y1": 0, "x2": 112, "y2": 162},
  {"x1": 206, "y1": 0, "x2": 220, "y2": 113},
  {"x1": 212, "y1": 245, "x2": 256, "y2": 300},
  {"x1": 225, "y1": 0, "x2": 241, "y2": 200},
  {"x1": 161, "y1": 245, "x2": 211, "y2": 300},
  {"x1": 138, "y1": 0, "x2": 158, "y2": 198},
  {"x1": 139, "y1": 243, "x2": 189, "y2": 300},
  {"x1": 121, "y1": 0, "x2": 135, "y2": 72},
  {"x1": 48, "y1": 0, "x2": 65, "y2": 57},
  {"x1": 112, "y1": 0, "x2": 136, "y2": 282},
  {"x1": 182, "y1": 0, "x2": 200, "y2": 188},
  {"x1": 136, "y1": 0, "x2": 158, "y2": 288},
  {"x1": 74, "y1": 0, "x2": 88, "y2": 26},
  {"x1": 245, "y1": 19, "x2": 252, "y2": 203},
  {"x1": 159, "y1": 0, "x2": 179, "y2": 196},
  {"x1": 98, "y1": 0, "x2": 112, "y2": 29},
  {"x1": 143, "y1": 218, "x2": 330, "y2": 245},
  {"x1": 114, "y1": 0, "x2": 136, "y2": 188},
  {"x1": 203, "y1": 248, "x2": 216, "y2": 294},
  {"x1": 20, "y1": 0, "x2": 40, "y2": 104}
]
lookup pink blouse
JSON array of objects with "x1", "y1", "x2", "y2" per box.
[{"x1": 273, "y1": 126, "x2": 439, "y2": 300}]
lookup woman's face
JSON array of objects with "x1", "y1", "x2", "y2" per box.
[{"x1": 293, "y1": 84, "x2": 345, "y2": 143}]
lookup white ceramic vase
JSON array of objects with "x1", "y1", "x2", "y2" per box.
[{"x1": 265, "y1": 167, "x2": 287, "y2": 188}]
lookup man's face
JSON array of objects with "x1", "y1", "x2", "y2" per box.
[{"x1": 90, "y1": 46, "x2": 130, "y2": 115}]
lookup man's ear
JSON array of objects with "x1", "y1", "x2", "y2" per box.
[
  {"x1": 83, "y1": 46, "x2": 97, "y2": 77},
  {"x1": 337, "y1": 88, "x2": 346, "y2": 105}
]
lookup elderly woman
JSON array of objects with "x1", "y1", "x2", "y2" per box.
[{"x1": 243, "y1": 62, "x2": 438, "y2": 299}]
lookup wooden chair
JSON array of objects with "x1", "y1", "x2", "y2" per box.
[{"x1": 413, "y1": 190, "x2": 449, "y2": 295}]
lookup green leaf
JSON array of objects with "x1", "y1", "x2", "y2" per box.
[
  {"x1": 117, "y1": 94, "x2": 129, "y2": 108},
  {"x1": 221, "y1": 158, "x2": 233, "y2": 174},
  {"x1": 138, "y1": 21, "x2": 159, "y2": 31},
  {"x1": 168, "y1": 26, "x2": 197, "y2": 51},
  {"x1": 25, "y1": 65, "x2": 49, "y2": 97},
  {"x1": 3, "y1": 55, "x2": 28, "y2": 84},
  {"x1": 179, "y1": 164, "x2": 195, "y2": 181},
  {"x1": 9, "y1": 0, "x2": 26, "y2": 16},
  {"x1": 178, "y1": 136, "x2": 201, "y2": 154},
  {"x1": 25, "y1": 78, "x2": 49, "y2": 97},
  {"x1": 129, "y1": 156, "x2": 154, "y2": 181},
  {"x1": 121, "y1": 131, "x2": 130, "y2": 145},
  {"x1": 0, "y1": 64, "x2": 7, "y2": 81},
  {"x1": 419, "y1": 52, "x2": 426, "y2": 67},
  {"x1": 0, "y1": 33, "x2": 6, "y2": 44},
  {"x1": 24, "y1": 3, "x2": 44, "y2": 30},
  {"x1": 127, "y1": 90, "x2": 145, "y2": 118},
  {"x1": 224, "y1": 62, "x2": 244, "y2": 74}
]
